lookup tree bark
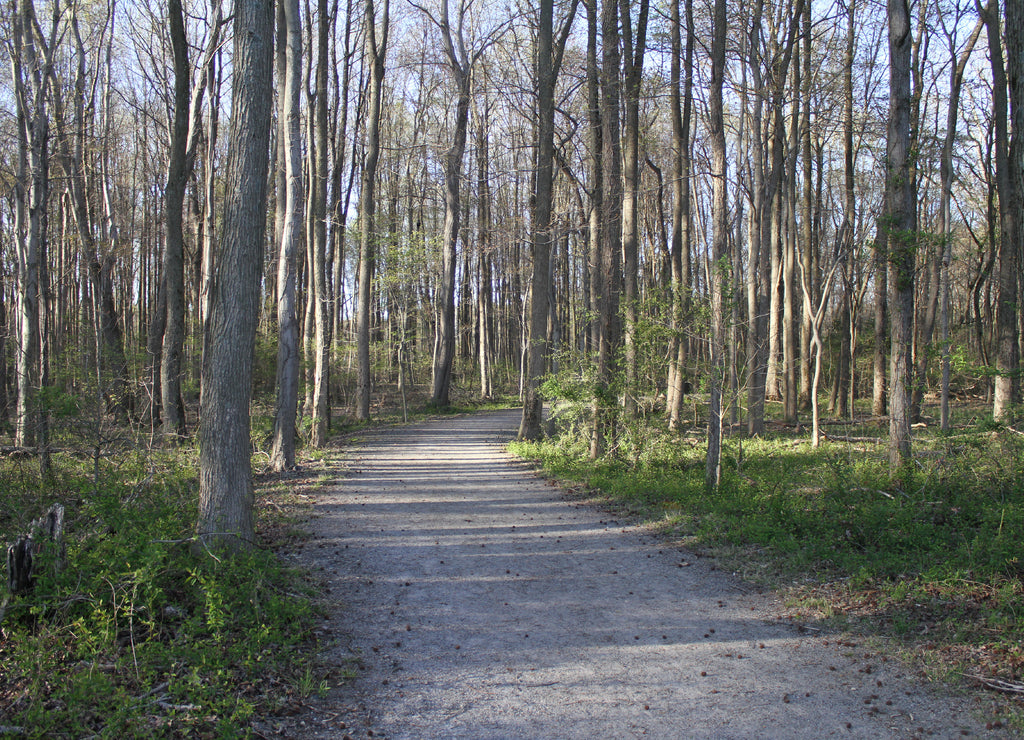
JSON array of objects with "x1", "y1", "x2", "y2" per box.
[
  {"x1": 886, "y1": 0, "x2": 915, "y2": 470},
  {"x1": 591, "y1": 0, "x2": 622, "y2": 457},
  {"x1": 520, "y1": 0, "x2": 579, "y2": 440},
  {"x1": 667, "y1": 0, "x2": 693, "y2": 430},
  {"x1": 196, "y1": 0, "x2": 274, "y2": 554},
  {"x1": 270, "y1": 0, "x2": 304, "y2": 471},
  {"x1": 618, "y1": 0, "x2": 649, "y2": 421},
  {"x1": 939, "y1": 15, "x2": 983, "y2": 431},
  {"x1": 309, "y1": 0, "x2": 332, "y2": 445},
  {"x1": 429, "y1": 0, "x2": 474, "y2": 408},
  {"x1": 356, "y1": 0, "x2": 389, "y2": 421},
  {"x1": 986, "y1": 0, "x2": 1022, "y2": 422},
  {"x1": 161, "y1": 0, "x2": 191, "y2": 439},
  {"x1": 706, "y1": 0, "x2": 727, "y2": 492}
]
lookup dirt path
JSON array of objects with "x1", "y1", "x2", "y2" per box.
[{"x1": 273, "y1": 409, "x2": 1005, "y2": 739}]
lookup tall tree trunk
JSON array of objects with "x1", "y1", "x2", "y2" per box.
[
  {"x1": 309, "y1": 0, "x2": 332, "y2": 444},
  {"x1": 270, "y1": 0, "x2": 304, "y2": 471},
  {"x1": 984, "y1": 0, "x2": 1021, "y2": 422},
  {"x1": 745, "y1": 0, "x2": 767, "y2": 437},
  {"x1": 591, "y1": 0, "x2": 622, "y2": 456},
  {"x1": 521, "y1": 0, "x2": 580, "y2": 439},
  {"x1": 798, "y1": 0, "x2": 814, "y2": 411},
  {"x1": 706, "y1": 0, "x2": 727, "y2": 491},
  {"x1": 1005, "y1": 0, "x2": 1023, "y2": 424},
  {"x1": 886, "y1": 0, "x2": 915, "y2": 469},
  {"x1": 618, "y1": 0, "x2": 649, "y2": 421},
  {"x1": 356, "y1": 0, "x2": 389, "y2": 420},
  {"x1": 476, "y1": 106, "x2": 493, "y2": 400},
  {"x1": 782, "y1": 57, "x2": 799, "y2": 424},
  {"x1": 429, "y1": 0, "x2": 473, "y2": 408},
  {"x1": 841, "y1": 0, "x2": 857, "y2": 418},
  {"x1": 939, "y1": 17, "x2": 984, "y2": 431},
  {"x1": 667, "y1": 0, "x2": 693, "y2": 430},
  {"x1": 162, "y1": 0, "x2": 191, "y2": 439},
  {"x1": 196, "y1": 0, "x2": 274, "y2": 554},
  {"x1": 585, "y1": 0, "x2": 605, "y2": 455},
  {"x1": 11, "y1": 0, "x2": 51, "y2": 451}
]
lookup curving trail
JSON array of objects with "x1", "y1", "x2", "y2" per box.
[{"x1": 275, "y1": 409, "x2": 1000, "y2": 739}]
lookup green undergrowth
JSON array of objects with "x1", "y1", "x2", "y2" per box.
[
  {"x1": 510, "y1": 412, "x2": 1024, "y2": 706},
  {"x1": 0, "y1": 448, "x2": 321, "y2": 738}
]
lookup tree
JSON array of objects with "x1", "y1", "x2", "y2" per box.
[
  {"x1": 412, "y1": 0, "x2": 501, "y2": 408},
  {"x1": 591, "y1": 0, "x2": 623, "y2": 458},
  {"x1": 356, "y1": 0, "x2": 390, "y2": 421},
  {"x1": 9, "y1": 0, "x2": 55, "y2": 458},
  {"x1": 308, "y1": 0, "x2": 332, "y2": 446},
  {"x1": 983, "y1": 0, "x2": 1021, "y2": 423},
  {"x1": 163, "y1": 0, "x2": 223, "y2": 439},
  {"x1": 885, "y1": 0, "x2": 915, "y2": 470},
  {"x1": 195, "y1": 0, "x2": 274, "y2": 553},
  {"x1": 666, "y1": 0, "x2": 693, "y2": 430},
  {"x1": 519, "y1": 0, "x2": 579, "y2": 440},
  {"x1": 270, "y1": 0, "x2": 304, "y2": 471},
  {"x1": 705, "y1": 0, "x2": 727, "y2": 492},
  {"x1": 1008, "y1": 0, "x2": 1024, "y2": 422},
  {"x1": 937, "y1": 8, "x2": 983, "y2": 431},
  {"x1": 619, "y1": 0, "x2": 649, "y2": 420}
]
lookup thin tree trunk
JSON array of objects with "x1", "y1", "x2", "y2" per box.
[
  {"x1": 984, "y1": 0, "x2": 1021, "y2": 422},
  {"x1": 939, "y1": 17, "x2": 984, "y2": 431},
  {"x1": 429, "y1": 1, "x2": 473, "y2": 408},
  {"x1": 270, "y1": 0, "x2": 304, "y2": 471},
  {"x1": 618, "y1": 0, "x2": 648, "y2": 421},
  {"x1": 886, "y1": 0, "x2": 915, "y2": 469},
  {"x1": 667, "y1": 0, "x2": 693, "y2": 430},
  {"x1": 592, "y1": 0, "x2": 622, "y2": 456},
  {"x1": 310, "y1": 0, "x2": 332, "y2": 445},
  {"x1": 162, "y1": 0, "x2": 191, "y2": 439},
  {"x1": 706, "y1": 0, "x2": 727, "y2": 491},
  {"x1": 356, "y1": 0, "x2": 389, "y2": 420}
]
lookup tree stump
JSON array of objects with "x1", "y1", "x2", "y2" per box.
[{"x1": 6, "y1": 503, "x2": 65, "y2": 595}]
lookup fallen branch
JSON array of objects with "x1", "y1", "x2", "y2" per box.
[
  {"x1": 822, "y1": 432, "x2": 882, "y2": 444},
  {"x1": 0, "y1": 726, "x2": 25, "y2": 736},
  {"x1": 155, "y1": 701, "x2": 200, "y2": 712},
  {"x1": 964, "y1": 674, "x2": 1024, "y2": 694},
  {"x1": 849, "y1": 486, "x2": 895, "y2": 499}
]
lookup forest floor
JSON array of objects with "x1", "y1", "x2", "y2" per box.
[{"x1": 259, "y1": 408, "x2": 1015, "y2": 740}]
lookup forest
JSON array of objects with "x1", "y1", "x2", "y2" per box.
[
  {"x1": 1, "y1": 0, "x2": 1023, "y2": 734},
  {"x1": 1, "y1": 0, "x2": 1022, "y2": 510}
]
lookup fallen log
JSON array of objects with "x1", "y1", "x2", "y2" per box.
[{"x1": 6, "y1": 503, "x2": 66, "y2": 596}]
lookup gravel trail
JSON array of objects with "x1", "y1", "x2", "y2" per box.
[{"x1": 278, "y1": 409, "x2": 1004, "y2": 739}]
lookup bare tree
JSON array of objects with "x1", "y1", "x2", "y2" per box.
[
  {"x1": 705, "y1": 0, "x2": 727, "y2": 491},
  {"x1": 163, "y1": 0, "x2": 223, "y2": 439},
  {"x1": 356, "y1": 0, "x2": 390, "y2": 421},
  {"x1": 886, "y1": 0, "x2": 915, "y2": 469},
  {"x1": 519, "y1": 0, "x2": 579, "y2": 440},
  {"x1": 937, "y1": 8, "x2": 983, "y2": 431},
  {"x1": 309, "y1": 0, "x2": 333, "y2": 445},
  {"x1": 9, "y1": 0, "x2": 57, "y2": 457},
  {"x1": 982, "y1": 0, "x2": 1021, "y2": 423},
  {"x1": 666, "y1": 0, "x2": 693, "y2": 430},
  {"x1": 196, "y1": 0, "x2": 274, "y2": 553},
  {"x1": 591, "y1": 0, "x2": 622, "y2": 458},
  {"x1": 410, "y1": 0, "x2": 504, "y2": 407},
  {"x1": 619, "y1": 0, "x2": 648, "y2": 420},
  {"x1": 270, "y1": 0, "x2": 304, "y2": 470}
]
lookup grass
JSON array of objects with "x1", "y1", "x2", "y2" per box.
[
  {"x1": 0, "y1": 442, "x2": 331, "y2": 739},
  {"x1": 510, "y1": 400, "x2": 1024, "y2": 722}
]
